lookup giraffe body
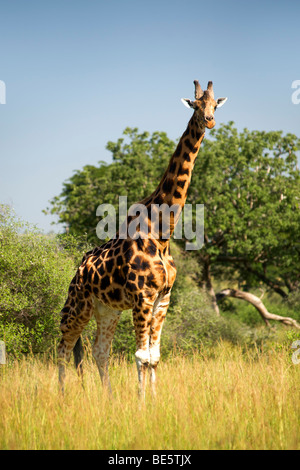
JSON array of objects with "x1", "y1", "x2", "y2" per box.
[
  {"x1": 59, "y1": 235, "x2": 176, "y2": 396},
  {"x1": 58, "y1": 80, "x2": 227, "y2": 397}
]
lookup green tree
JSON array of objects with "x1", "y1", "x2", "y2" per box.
[
  {"x1": 47, "y1": 124, "x2": 300, "y2": 302},
  {"x1": 189, "y1": 122, "x2": 300, "y2": 303},
  {"x1": 45, "y1": 128, "x2": 175, "y2": 243}
]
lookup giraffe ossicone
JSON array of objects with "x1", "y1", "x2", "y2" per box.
[{"x1": 58, "y1": 80, "x2": 227, "y2": 398}]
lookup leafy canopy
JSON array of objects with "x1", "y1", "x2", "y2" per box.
[{"x1": 46, "y1": 123, "x2": 300, "y2": 294}]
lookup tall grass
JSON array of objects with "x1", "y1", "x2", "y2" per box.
[{"x1": 0, "y1": 342, "x2": 299, "y2": 450}]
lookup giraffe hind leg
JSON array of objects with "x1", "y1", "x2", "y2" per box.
[
  {"x1": 73, "y1": 336, "x2": 84, "y2": 381},
  {"x1": 58, "y1": 299, "x2": 93, "y2": 394},
  {"x1": 93, "y1": 301, "x2": 121, "y2": 394}
]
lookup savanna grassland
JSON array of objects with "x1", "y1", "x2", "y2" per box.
[
  {"x1": 1, "y1": 124, "x2": 300, "y2": 451},
  {"x1": 0, "y1": 342, "x2": 299, "y2": 450}
]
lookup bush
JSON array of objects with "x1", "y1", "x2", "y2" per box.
[
  {"x1": 1, "y1": 205, "x2": 298, "y2": 360},
  {"x1": 0, "y1": 205, "x2": 78, "y2": 356}
]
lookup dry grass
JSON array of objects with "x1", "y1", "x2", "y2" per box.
[{"x1": 0, "y1": 342, "x2": 299, "y2": 450}]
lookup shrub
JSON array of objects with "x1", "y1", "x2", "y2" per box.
[
  {"x1": 0, "y1": 205, "x2": 77, "y2": 356},
  {"x1": 1, "y1": 205, "x2": 297, "y2": 360}
]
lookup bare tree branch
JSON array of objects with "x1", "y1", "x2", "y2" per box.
[{"x1": 216, "y1": 288, "x2": 300, "y2": 329}]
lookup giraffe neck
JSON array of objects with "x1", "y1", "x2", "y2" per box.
[
  {"x1": 142, "y1": 113, "x2": 206, "y2": 245},
  {"x1": 157, "y1": 114, "x2": 205, "y2": 207}
]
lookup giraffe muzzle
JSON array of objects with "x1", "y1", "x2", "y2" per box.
[{"x1": 204, "y1": 115, "x2": 216, "y2": 129}]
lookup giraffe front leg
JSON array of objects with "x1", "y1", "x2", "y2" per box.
[
  {"x1": 149, "y1": 293, "x2": 170, "y2": 397},
  {"x1": 132, "y1": 303, "x2": 152, "y2": 401}
]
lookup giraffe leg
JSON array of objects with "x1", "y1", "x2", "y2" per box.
[
  {"x1": 132, "y1": 302, "x2": 153, "y2": 400},
  {"x1": 58, "y1": 334, "x2": 78, "y2": 395},
  {"x1": 93, "y1": 301, "x2": 121, "y2": 394},
  {"x1": 58, "y1": 298, "x2": 93, "y2": 394},
  {"x1": 149, "y1": 293, "x2": 170, "y2": 397},
  {"x1": 73, "y1": 336, "x2": 84, "y2": 382}
]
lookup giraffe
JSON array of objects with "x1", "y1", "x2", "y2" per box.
[{"x1": 58, "y1": 80, "x2": 227, "y2": 398}]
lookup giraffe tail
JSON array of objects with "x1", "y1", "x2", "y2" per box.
[{"x1": 73, "y1": 336, "x2": 84, "y2": 378}]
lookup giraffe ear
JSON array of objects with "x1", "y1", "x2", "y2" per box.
[
  {"x1": 181, "y1": 98, "x2": 196, "y2": 109},
  {"x1": 216, "y1": 97, "x2": 228, "y2": 108}
]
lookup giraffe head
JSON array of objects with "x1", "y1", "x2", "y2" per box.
[{"x1": 181, "y1": 80, "x2": 227, "y2": 129}]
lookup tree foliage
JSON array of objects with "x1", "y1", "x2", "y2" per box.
[
  {"x1": 45, "y1": 128, "x2": 174, "y2": 242},
  {"x1": 190, "y1": 122, "x2": 300, "y2": 296},
  {"x1": 46, "y1": 124, "x2": 300, "y2": 298},
  {"x1": 0, "y1": 205, "x2": 87, "y2": 355}
]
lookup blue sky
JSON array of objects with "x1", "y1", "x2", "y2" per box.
[{"x1": 1, "y1": 0, "x2": 299, "y2": 233}]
